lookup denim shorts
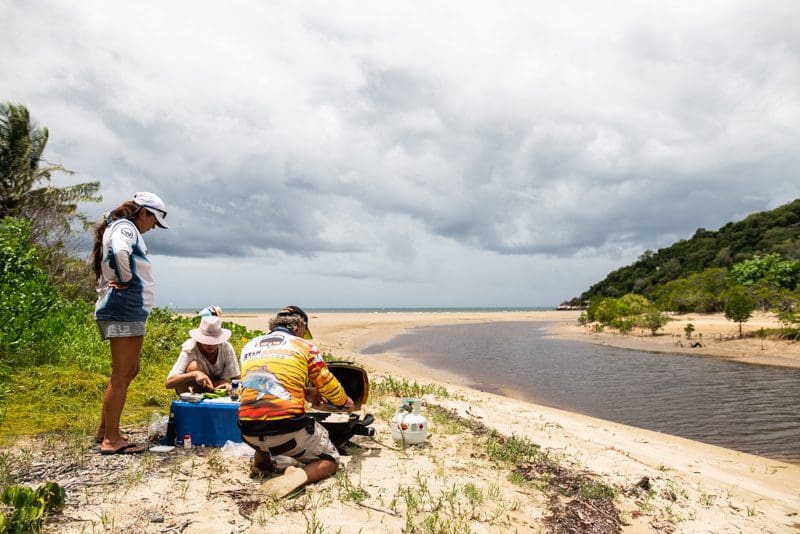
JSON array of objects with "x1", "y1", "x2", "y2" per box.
[{"x1": 96, "y1": 320, "x2": 146, "y2": 340}]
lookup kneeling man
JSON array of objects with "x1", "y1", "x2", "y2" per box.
[{"x1": 238, "y1": 305, "x2": 354, "y2": 498}]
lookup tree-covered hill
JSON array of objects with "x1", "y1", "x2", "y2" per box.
[{"x1": 575, "y1": 198, "x2": 800, "y2": 303}]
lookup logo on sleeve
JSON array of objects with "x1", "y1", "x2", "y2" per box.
[{"x1": 121, "y1": 228, "x2": 134, "y2": 239}]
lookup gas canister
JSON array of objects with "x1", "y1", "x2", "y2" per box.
[{"x1": 390, "y1": 398, "x2": 428, "y2": 446}]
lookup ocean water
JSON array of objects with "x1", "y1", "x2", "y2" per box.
[{"x1": 361, "y1": 321, "x2": 800, "y2": 464}]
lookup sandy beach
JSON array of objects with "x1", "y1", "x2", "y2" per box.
[
  {"x1": 549, "y1": 310, "x2": 800, "y2": 370},
  {"x1": 229, "y1": 310, "x2": 800, "y2": 531},
  {"x1": 20, "y1": 309, "x2": 800, "y2": 533}
]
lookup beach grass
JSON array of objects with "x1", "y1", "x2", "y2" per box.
[
  {"x1": 0, "y1": 309, "x2": 262, "y2": 445},
  {"x1": 371, "y1": 376, "x2": 450, "y2": 399},
  {"x1": 361, "y1": 378, "x2": 626, "y2": 533}
]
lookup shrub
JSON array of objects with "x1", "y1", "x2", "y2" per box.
[
  {"x1": 639, "y1": 310, "x2": 670, "y2": 336},
  {"x1": 620, "y1": 293, "x2": 651, "y2": 315},
  {"x1": 0, "y1": 218, "x2": 92, "y2": 366},
  {"x1": 594, "y1": 298, "x2": 629, "y2": 325},
  {"x1": 730, "y1": 253, "x2": 800, "y2": 290},
  {"x1": 725, "y1": 288, "x2": 756, "y2": 339},
  {"x1": 611, "y1": 316, "x2": 636, "y2": 334},
  {"x1": 684, "y1": 323, "x2": 695, "y2": 339},
  {"x1": 0, "y1": 482, "x2": 64, "y2": 533}
]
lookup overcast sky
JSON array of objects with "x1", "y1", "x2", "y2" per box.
[{"x1": 2, "y1": 1, "x2": 799, "y2": 309}]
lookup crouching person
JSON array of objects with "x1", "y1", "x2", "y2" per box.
[
  {"x1": 238, "y1": 306, "x2": 354, "y2": 498},
  {"x1": 165, "y1": 315, "x2": 240, "y2": 394}
]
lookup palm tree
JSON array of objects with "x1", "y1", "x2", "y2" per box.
[{"x1": 0, "y1": 102, "x2": 101, "y2": 242}]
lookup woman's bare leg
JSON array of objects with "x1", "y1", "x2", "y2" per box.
[{"x1": 100, "y1": 336, "x2": 143, "y2": 452}]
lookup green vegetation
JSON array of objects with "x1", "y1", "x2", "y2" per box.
[
  {"x1": 387, "y1": 477, "x2": 515, "y2": 533},
  {"x1": 652, "y1": 268, "x2": 731, "y2": 313},
  {"x1": 371, "y1": 376, "x2": 450, "y2": 399},
  {"x1": 485, "y1": 432, "x2": 540, "y2": 464},
  {"x1": 684, "y1": 323, "x2": 695, "y2": 339},
  {"x1": 335, "y1": 470, "x2": 369, "y2": 504},
  {"x1": 570, "y1": 199, "x2": 800, "y2": 337},
  {"x1": 0, "y1": 278, "x2": 258, "y2": 440},
  {"x1": 0, "y1": 482, "x2": 65, "y2": 534},
  {"x1": 0, "y1": 106, "x2": 259, "y2": 534},
  {"x1": 0, "y1": 217, "x2": 90, "y2": 358},
  {"x1": 724, "y1": 289, "x2": 755, "y2": 339},
  {"x1": 585, "y1": 292, "x2": 671, "y2": 335},
  {"x1": 730, "y1": 253, "x2": 799, "y2": 290},
  {"x1": 0, "y1": 102, "x2": 261, "y2": 447},
  {"x1": 0, "y1": 102, "x2": 100, "y2": 247},
  {"x1": 575, "y1": 199, "x2": 800, "y2": 303},
  {"x1": 0, "y1": 213, "x2": 259, "y2": 528}
]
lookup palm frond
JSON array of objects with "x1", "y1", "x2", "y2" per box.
[{"x1": 0, "y1": 102, "x2": 100, "y2": 237}]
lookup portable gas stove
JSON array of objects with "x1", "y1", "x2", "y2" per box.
[{"x1": 309, "y1": 361, "x2": 376, "y2": 454}]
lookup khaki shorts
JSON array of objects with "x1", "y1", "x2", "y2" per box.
[{"x1": 242, "y1": 420, "x2": 339, "y2": 464}]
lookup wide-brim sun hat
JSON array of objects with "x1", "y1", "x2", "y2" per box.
[
  {"x1": 132, "y1": 191, "x2": 169, "y2": 229},
  {"x1": 190, "y1": 315, "x2": 231, "y2": 345}
]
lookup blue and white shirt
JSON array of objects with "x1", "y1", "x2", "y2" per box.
[{"x1": 94, "y1": 218, "x2": 155, "y2": 321}]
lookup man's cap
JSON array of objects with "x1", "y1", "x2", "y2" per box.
[
  {"x1": 132, "y1": 191, "x2": 169, "y2": 229},
  {"x1": 277, "y1": 305, "x2": 312, "y2": 339}
]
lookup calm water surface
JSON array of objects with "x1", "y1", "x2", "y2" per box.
[{"x1": 362, "y1": 322, "x2": 800, "y2": 463}]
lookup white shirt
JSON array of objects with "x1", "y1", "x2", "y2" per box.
[
  {"x1": 168, "y1": 338, "x2": 240, "y2": 381},
  {"x1": 94, "y1": 218, "x2": 154, "y2": 321}
]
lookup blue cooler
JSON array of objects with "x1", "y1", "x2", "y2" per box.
[{"x1": 170, "y1": 400, "x2": 242, "y2": 447}]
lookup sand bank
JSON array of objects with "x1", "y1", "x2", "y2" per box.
[
  {"x1": 550, "y1": 310, "x2": 800, "y2": 369},
  {"x1": 225, "y1": 310, "x2": 800, "y2": 531}
]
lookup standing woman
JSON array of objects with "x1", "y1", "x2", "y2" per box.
[{"x1": 91, "y1": 192, "x2": 169, "y2": 455}]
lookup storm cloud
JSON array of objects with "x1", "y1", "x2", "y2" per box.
[{"x1": 2, "y1": 0, "x2": 798, "y2": 307}]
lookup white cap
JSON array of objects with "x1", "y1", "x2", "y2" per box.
[{"x1": 132, "y1": 192, "x2": 169, "y2": 229}]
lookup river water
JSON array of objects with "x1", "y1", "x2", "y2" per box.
[{"x1": 362, "y1": 321, "x2": 800, "y2": 464}]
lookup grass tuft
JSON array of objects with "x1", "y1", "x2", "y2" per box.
[
  {"x1": 371, "y1": 376, "x2": 449, "y2": 399},
  {"x1": 485, "y1": 432, "x2": 540, "y2": 465}
]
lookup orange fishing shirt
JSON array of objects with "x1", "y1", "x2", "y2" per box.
[{"x1": 238, "y1": 329, "x2": 347, "y2": 422}]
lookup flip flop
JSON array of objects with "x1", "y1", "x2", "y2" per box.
[
  {"x1": 258, "y1": 466, "x2": 308, "y2": 499},
  {"x1": 94, "y1": 433, "x2": 127, "y2": 444},
  {"x1": 100, "y1": 443, "x2": 147, "y2": 455}
]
